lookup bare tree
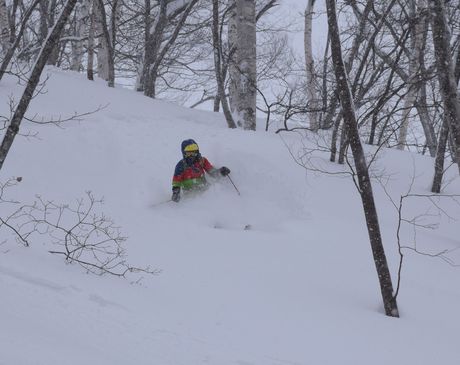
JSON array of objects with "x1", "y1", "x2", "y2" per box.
[
  {"x1": 0, "y1": 0, "x2": 41, "y2": 82},
  {"x1": 39, "y1": 0, "x2": 60, "y2": 66},
  {"x1": 87, "y1": 0, "x2": 96, "y2": 80},
  {"x1": 0, "y1": 0, "x2": 8, "y2": 52},
  {"x1": 326, "y1": 0, "x2": 399, "y2": 317},
  {"x1": 429, "y1": 0, "x2": 460, "y2": 175},
  {"x1": 0, "y1": 0, "x2": 79, "y2": 171},
  {"x1": 96, "y1": 0, "x2": 116, "y2": 86},
  {"x1": 1, "y1": 181, "x2": 158, "y2": 277},
  {"x1": 228, "y1": 0, "x2": 238, "y2": 114},
  {"x1": 397, "y1": 0, "x2": 428, "y2": 151},
  {"x1": 235, "y1": 0, "x2": 257, "y2": 130},
  {"x1": 431, "y1": 16, "x2": 460, "y2": 192},
  {"x1": 70, "y1": 0, "x2": 90, "y2": 72},
  {"x1": 142, "y1": 0, "x2": 199, "y2": 98},
  {"x1": 304, "y1": 0, "x2": 320, "y2": 131},
  {"x1": 212, "y1": 0, "x2": 236, "y2": 128},
  {"x1": 431, "y1": 116, "x2": 450, "y2": 193}
]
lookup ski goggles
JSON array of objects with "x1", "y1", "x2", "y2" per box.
[{"x1": 184, "y1": 150, "x2": 199, "y2": 157}]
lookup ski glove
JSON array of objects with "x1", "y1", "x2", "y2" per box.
[
  {"x1": 220, "y1": 166, "x2": 231, "y2": 176},
  {"x1": 172, "y1": 187, "x2": 180, "y2": 202}
]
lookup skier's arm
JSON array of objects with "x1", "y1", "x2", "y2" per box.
[
  {"x1": 202, "y1": 157, "x2": 230, "y2": 178},
  {"x1": 172, "y1": 162, "x2": 185, "y2": 202},
  {"x1": 202, "y1": 157, "x2": 218, "y2": 177}
]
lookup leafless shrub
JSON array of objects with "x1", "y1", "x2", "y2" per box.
[
  {"x1": 378, "y1": 173, "x2": 460, "y2": 300},
  {"x1": 0, "y1": 183, "x2": 158, "y2": 278}
]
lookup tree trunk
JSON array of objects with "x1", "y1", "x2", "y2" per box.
[
  {"x1": 431, "y1": 116, "x2": 449, "y2": 193},
  {"x1": 39, "y1": 0, "x2": 49, "y2": 44},
  {"x1": 213, "y1": 94, "x2": 221, "y2": 112},
  {"x1": 338, "y1": 122, "x2": 348, "y2": 165},
  {"x1": 212, "y1": 0, "x2": 236, "y2": 128},
  {"x1": 330, "y1": 114, "x2": 341, "y2": 162},
  {"x1": 143, "y1": 0, "x2": 198, "y2": 98},
  {"x1": 0, "y1": 0, "x2": 41, "y2": 82},
  {"x1": 413, "y1": 7, "x2": 437, "y2": 157},
  {"x1": 135, "y1": 0, "x2": 150, "y2": 92},
  {"x1": 368, "y1": 113, "x2": 378, "y2": 145},
  {"x1": 0, "y1": 0, "x2": 9, "y2": 53},
  {"x1": 143, "y1": 0, "x2": 166, "y2": 97},
  {"x1": 96, "y1": 0, "x2": 115, "y2": 87},
  {"x1": 430, "y1": 28, "x2": 460, "y2": 190},
  {"x1": 39, "y1": 0, "x2": 59, "y2": 66},
  {"x1": 398, "y1": 0, "x2": 430, "y2": 151},
  {"x1": 320, "y1": 31, "x2": 330, "y2": 129},
  {"x1": 415, "y1": 90, "x2": 437, "y2": 156},
  {"x1": 397, "y1": 0, "x2": 421, "y2": 150},
  {"x1": 71, "y1": 0, "x2": 90, "y2": 71},
  {"x1": 428, "y1": 0, "x2": 460, "y2": 174},
  {"x1": 326, "y1": 0, "x2": 399, "y2": 318},
  {"x1": 95, "y1": 0, "x2": 109, "y2": 81},
  {"x1": 228, "y1": 0, "x2": 238, "y2": 115},
  {"x1": 304, "y1": 0, "x2": 320, "y2": 131},
  {"x1": 323, "y1": 0, "x2": 373, "y2": 130},
  {"x1": 236, "y1": 0, "x2": 256, "y2": 130},
  {"x1": 146, "y1": 0, "x2": 199, "y2": 98},
  {"x1": 367, "y1": 6, "x2": 437, "y2": 156},
  {"x1": 87, "y1": 0, "x2": 95, "y2": 80},
  {"x1": 0, "y1": 0, "x2": 79, "y2": 171}
]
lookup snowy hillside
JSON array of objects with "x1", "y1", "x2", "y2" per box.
[{"x1": 1, "y1": 69, "x2": 459, "y2": 365}]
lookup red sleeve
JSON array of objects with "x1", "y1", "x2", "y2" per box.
[{"x1": 201, "y1": 157, "x2": 214, "y2": 172}]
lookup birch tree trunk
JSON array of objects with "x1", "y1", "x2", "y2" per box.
[
  {"x1": 96, "y1": 0, "x2": 115, "y2": 87},
  {"x1": 0, "y1": 0, "x2": 79, "y2": 171},
  {"x1": 326, "y1": 0, "x2": 399, "y2": 318},
  {"x1": 429, "y1": 0, "x2": 460, "y2": 174},
  {"x1": 71, "y1": 0, "x2": 90, "y2": 71},
  {"x1": 228, "y1": 0, "x2": 238, "y2": 114},
  {"x1": 135, "y1": 0, "x2": 151, "y2": 92},
  {"x1": 397, "y1": 0, "x2": 427, "y2": 151},
  {"x1": 236, "y1": 0, "x2": 256, "y2": 130},
  {"x1": 0, "y1": 0, "x2": 9, "y2": 53},
  {"x1": 416, "y1": 86, "x2": 437, "y2": 156},
  {"x1": 96, "y1": 0, "x2": 109, "y2": 81},
  {"x1": 304, "y1": 0, "x2": 320, "y2": 131},
  {"x1": 110, "y1": 0, "x2": 120, "y2": 59}
]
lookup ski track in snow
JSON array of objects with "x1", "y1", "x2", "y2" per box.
[{"x1": 0, "y1": 265, "x2": 67, "y2": 292}]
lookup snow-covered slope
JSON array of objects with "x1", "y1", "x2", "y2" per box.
[{"x1": 1, "y1": 69, "x2": 459, "y2": 365}]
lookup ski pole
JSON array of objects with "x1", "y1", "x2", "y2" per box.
[{"x1": 226, "y1": 175, "x2": 240, "y2": 195}]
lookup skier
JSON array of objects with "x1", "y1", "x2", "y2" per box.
[{"x1": 171, "y1": 139, "x2": 231, "y2": 202}]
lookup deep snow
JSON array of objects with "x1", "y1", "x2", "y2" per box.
[{"x1": 0, "y1": 69, "x2": 459, "y2": 365}]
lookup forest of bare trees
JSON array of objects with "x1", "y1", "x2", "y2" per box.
[
  {"x1": 1, "y1": 0, "x2": 460, "y2": 316},
  {"x1": 0, "y1": 1, "x2": 459, "y2": 164}
]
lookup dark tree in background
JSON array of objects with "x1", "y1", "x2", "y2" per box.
[{"x1": 326, "y1": 0, "x2": 399, "y2": 318}]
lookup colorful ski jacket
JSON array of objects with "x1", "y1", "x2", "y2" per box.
[{"x1": 172, "y1": 157, "x2": 218, "y2": 190}]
